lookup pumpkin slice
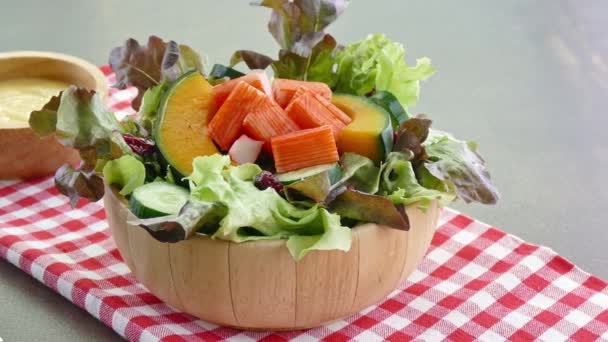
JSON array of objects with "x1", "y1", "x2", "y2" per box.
[
  {"x1": 155, "y1": 71, "x2": 218, "y2": 176},
  {"x1": 331, "y1": 94, "x2": 393, "y2": 164}
]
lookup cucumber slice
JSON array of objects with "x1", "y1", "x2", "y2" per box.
[
  {"x1": 129, "y1": 182, "x2": 190, "y2": 218},
  {"x1": 368, "y1": 91, "x2": 410, "y2": 127},
  {"x1": 277, "y1": 163, "x2": 341, "y2": 184}
]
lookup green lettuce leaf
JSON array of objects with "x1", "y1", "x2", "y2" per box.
[
  {"x1": 284, "y1": 172, "x2": 331, "y2": 203},
  {"x1": 209, "y1": 64, "x2": 246, "y2": 81},
  {"x1": 422, "y1": 130, "x2": 500, "y2": 204},
  {"x1": 102, "y1": 155, "x2": 146, "y2": 196},
  {"x1": 328, "y1": 188, "x2": 409, "y2": 230},
  {"x1": 381, "y1": 152, "x2": 456, "y2": 210},
  {"x1": 393, "y1": 115, "x2": 432, "y2": 161},
  {"x1": 29, "y1": 87, "x2": 132, "y2": 206},
  {"x1": 231, "y1": 1, "x2": 346, "y2": 85},
  {"x1": 285, "y1": 209, "x2": 351, "y2": 260},
  {"x1": 109, "y1": 36, "x2": 202, "y2": 109},
  {"x1": 416, "y1": 163, "x2": 458, "y2": 196},
  {"x1": 54, "y1": 165, "x2": 105, "y2": 207},
  {"x1": 187, "y1": 155, "x2": 351, "y2": 260},
  {"x1": 255, "y1": 0, "x2": 348, "y2": 55},
  {"x1": 271, "y1": 34, "x2": 340, "y2": 86},
  {"x1": 335, "y1": 33, "x2": 435, "y2": 109},
  {"x1": 229, "y1": 50, "x2": 275, "y2": 70},
  {"x1": 137, "y1": 82, "x2": 168, "y2": 134},
  {"x1": 130, "y1": 200, "x2": 227, "y2": 242},
  {"x1": 332, "y1": 153, "x2": 381, "y2": 194},
  {"x1": 28, "y1": 93, "x2": 61, "y2": 136}
]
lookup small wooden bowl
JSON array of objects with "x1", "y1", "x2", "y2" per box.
[
  {"x1": 0, "y1": 51, "x2": 108, "y2": 180},
  {"x1": 104, "y1": 186, "x2": 440, "y2": 330}
]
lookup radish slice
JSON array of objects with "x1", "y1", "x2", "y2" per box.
[{"x1": 229, "y1": 134, "x2": 264, "y2": 164}]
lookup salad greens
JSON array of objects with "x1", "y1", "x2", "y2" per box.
[
  {"x1": 381, "y1": 152, "x2": 456, "y2": 210},
  {"x1": 29, "y1": 87, "x2": 133, "y2": 206},
  {"x1": 28, "y1": 0, "x2": 500, "y2": 261},
  {"x1": 422, "y1": 130, "x2": 500, "y2": 204},
  {"x1": 230, "y1": 2, "x2": 433, "y2": 111},
  {"x1": 334, "y1": 33, "x2": 435, "y2": 110},
  {"x1": 230, "y1": 0, "x2": 346, "y2": 86},
  {"x1": 109, "y1": 36, "x2": 203, "y2": 109},
  {"x1": 102, "y1": 155, "x2": 145, "y2": 196},
  {"x1": 130, "y1": 154, "x2": 351, "y2": 260},
  {"x1": 328, "y1": 189, "x2": 409, "y2": 230},
  {"x1": 333, "y1": 153, "x2": 381, "y2": 194}
]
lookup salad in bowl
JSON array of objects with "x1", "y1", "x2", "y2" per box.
[{"x1": 29, "y1": 0, "x2": 499, "y2": 262}]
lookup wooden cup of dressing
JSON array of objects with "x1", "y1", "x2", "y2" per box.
[{"x1": 0, "y1": 51, "x2": 107, "y2": 179}]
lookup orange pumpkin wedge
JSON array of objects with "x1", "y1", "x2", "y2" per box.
[
  {"x1": 271, "y1": 125, "x2": 339, "y2": 173},
  {"x1": 155, "y1": 71, "x2": 218, "y2": 176},
  {"x1": 272, "y1": 78, "x2": 332, "y2": 108}
]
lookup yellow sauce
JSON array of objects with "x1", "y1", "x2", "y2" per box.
[{"x1": 0, "y1": 78, "x2": 69, "y2": 128}]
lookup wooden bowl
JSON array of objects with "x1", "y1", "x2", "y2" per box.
[
  {"x1": 0, "y1": 51, "x2": 108, "y2": 180},
  {"x1": 104, "y1": 186, "x2": 440, "y2": 330}
]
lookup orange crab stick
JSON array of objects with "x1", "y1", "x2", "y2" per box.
[{"x1": 271, "y1": 125, "x2": 339, "y2": 173}]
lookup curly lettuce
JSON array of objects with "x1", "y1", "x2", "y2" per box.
[
  {"x1": 187, "y1": 155, "x2": 351, "y2": 260},
  {"x1": 422, "y1": 130, "x2": 500, "y2": 204},
  {"x1": 109, "y1": 36, "x2": 202, "y2": 109},
  {"x1": 334, "y1": 33, "x2": 435, "y2": 109},
  {"x1": 381, "y1": 152, "x2": 456, "y2": 210},
  {"x1": 29, "y1": 87, "x2": 133, "y2": 206}
]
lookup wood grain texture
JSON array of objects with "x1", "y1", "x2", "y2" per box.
[
  {"x1": 295, "y1": 234, "x2": 359, "y2": 327},
  {"x1": 105, "y1": 190, "x2": 440, "y2": 330},
  {"x1": 352, "y1": 223, "x2": 410, "y2": 310},
  {"x1": 399, "y1": 202, "x2": 440, "y2": 285},
  {"x1": 0, "y1": 51, "x2": 107, "y2": 180},
  {"x1": 169, "y1": 235, "x2": 237, "y2": 326},
  {"x1": 103, "y1": 186, "x2": 136, "y2": 273},
  {"x1": 228, "y1": 239, "x2": 297, "y2": 329},
  {"x1": 126, "y1": 219, "x2": 183, "y2": 311}
]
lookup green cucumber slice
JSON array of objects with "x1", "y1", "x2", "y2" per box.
[
  {"x1": 129, "y1": 182, "x2": 190, "y2": 218},
  {"x1": 369, "y1": 90, "x2": 410, "y2": 127},
  {"x1": 276, "y1": 163, "x2": 341, "y2": 184}
]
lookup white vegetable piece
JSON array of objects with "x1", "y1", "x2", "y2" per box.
[{"x1": 228, "y1": 134, "x2": 264, "y2": 164}]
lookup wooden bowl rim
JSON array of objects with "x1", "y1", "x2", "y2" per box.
[
  {"x1": 0, "y1": 50, "x2": 108, "y2": 98},
  {"x1": 106, "y1": 184, "x2": 431, "y2": 248}
]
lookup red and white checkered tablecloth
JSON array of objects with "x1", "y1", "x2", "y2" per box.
[{"x1": 1, "y1": 67, "x2": 607, "y2": 341}]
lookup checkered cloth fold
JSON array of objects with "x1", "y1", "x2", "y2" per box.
[{"x1": 1, "y1": 67, "x2": 607, "y2": 341}]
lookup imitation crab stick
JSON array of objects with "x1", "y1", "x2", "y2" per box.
[
  {"x1": 210, "y1": 71, "x2": 273, "y2": 118},
  {"x1": 290, "y1": 86, "x2": 309, "y2": 104},
  {"x1": 271, "y1": 125, "x2": 339, "y2": 173},
  {"x1": 273, "y1": 78, "x2": 332, "y2": 108},
  {"x1": 311, "y1": 91, "x2": 352, "y2": 124},
  {"x1": 243, "y1": 100, "x2": 300, "y2": 150},
  {"x1": 290, "y1": 86, "x2": 352, "y2": 125},
  {"x1": 208, "y1": 81, "x2": 267, "y2": 151},
  {"x1": 285, "y1": 89, "x2": 350, "y2": 139}
]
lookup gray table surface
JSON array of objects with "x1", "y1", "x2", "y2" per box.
[{"x1": 1, "y1": 0, "x2": 606, "y2": 341}]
